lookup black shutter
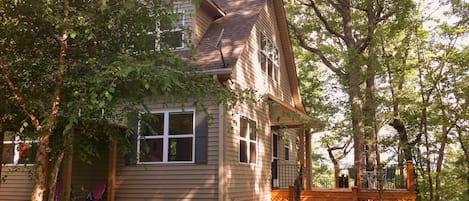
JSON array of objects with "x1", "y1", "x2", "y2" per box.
[
  {"x1": 125, "y1": 112, "x2": 139, "y2": 165},
  {"x1": 195, "y1": 111, "x2": 208, "y2": 164}
]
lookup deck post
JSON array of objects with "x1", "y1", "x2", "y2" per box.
[
  {"x1": 352, "y1": 186, "x2": 359, "y2": 201},
  {"x1": 288, "y1": 185, "x2": 295, "y2": 201},
  {"x1": 305, "y1": 129, "x2": 312, "y2": 190},
  {"x1": 298, "y1": 126, "x2": 306, "y2": 188},
  {"x1": 406, "y1": 160, "x2": 415, "y2": 192},
  {"x1": 107, "y1": 134, "x2": 118, "y2": 201}
]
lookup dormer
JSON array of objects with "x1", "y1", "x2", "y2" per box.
[
  {"x1": 194, "y1": 0, "x2": 225, "y2": 45},
  {"x1": 165, "y1": 0, "x2": 224, "y2": 52}
]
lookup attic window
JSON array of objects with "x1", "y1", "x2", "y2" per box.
[
  {"x1": 260, "y1": 32, "x2": 279, "y2": 81},
  {"x1": 145, "y1": 12, "x2": 185, "y2": 50},
  {"x1": 158, "y1": 12, "x2": 185, "y2": 49}
]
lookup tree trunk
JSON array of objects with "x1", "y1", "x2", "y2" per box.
[
  {"x1": 32, "y1": 0, "x2": 68, "y2": 200},
  {"x1": 435, "y1": 124, "x2": 449, "y2": 201},
  {"x1": 348, "y1": 65, "x2": 365, "y2": 187}
]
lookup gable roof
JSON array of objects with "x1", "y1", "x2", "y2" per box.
[{"x1": 195, "y1": 0, "x2": 309, "y2": 115}]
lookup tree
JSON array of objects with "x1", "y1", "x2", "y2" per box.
[
  {"x1": 0, "y1": 1, "x2": 236, "y2": 201},
  {"x1": 287, "y1": 0, "x2": 414, "y2": 186}
]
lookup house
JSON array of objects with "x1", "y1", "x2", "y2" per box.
[{"x1": 1, "y1": 0, "x2": 315, "y2": 201}]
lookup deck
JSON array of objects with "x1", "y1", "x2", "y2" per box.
[
  {"x1": 271, "y1": 187, "x2": 416, "y2": 201},
  {"x1": 272, "y1": 161, "x2": 416, "y2": 201}
]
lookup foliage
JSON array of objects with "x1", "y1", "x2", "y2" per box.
[{"x1": 0, "y1": 0, "x2": 239, "y2": 200}]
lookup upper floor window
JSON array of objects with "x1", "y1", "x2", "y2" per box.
[
  {"x1": 137, "y1": 109, "x2": 194, "y2": 164},
  {"x1": 260, "y1": 32, "x2": 279, "y2": 81},
  {"x1": 239, "y1": 117, "x2": 257, "y2": 164},
  {"x1": 146, "y1": 12, "x2": 185, "y2": 50},
  {"x1": 2, "y1": 132, "x2": 38, "y2": 166}
]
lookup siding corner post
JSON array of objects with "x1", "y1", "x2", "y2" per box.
[
  {"x1": 352, "y1": 186, "x2": 359, "y2": 201},
  {"x1": 406, "y1": 160, "x2": 415, "y2": 192},
  {"x1": 298, "y1": 126, "x2": 305, "y2": 186}
]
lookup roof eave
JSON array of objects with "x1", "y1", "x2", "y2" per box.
[{"x1": 272, "y1": 0, "x2": 305, "y2": 113}]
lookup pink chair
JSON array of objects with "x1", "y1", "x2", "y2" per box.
[
  {"x1": 76, "y1": 182, "x2": 106, "y2": 201},
  {"x1": 87, "y1": 183, "x2": 106, "y2": 201}
]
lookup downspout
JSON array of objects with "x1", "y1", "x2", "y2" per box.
[{"x1": 218, "y1": 103, "x2": 225, "y2": 201}]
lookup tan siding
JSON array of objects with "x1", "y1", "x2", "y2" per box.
[
  {"x1": 0, "y1": 167, "x2": 35, "y2": 201},
  {"x1": 114, "y1": 103, "x2": 220, "y2": 201},
  {"x1": 224, "y1": 1, "x2": 298, "y2": 200},
  {"x1": 194, "y1": 7, "x2": 213, "y2": 45}
]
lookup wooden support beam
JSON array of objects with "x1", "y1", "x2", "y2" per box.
[
  {"x1": 305, "y1": 129, "x2": 312, "y2": 190},
  {"x1": 107, "y1": 137, "x2": 118, "y2": 201},
  {"x1": 298, "y1": 126, "x2": 305, "y2": 188},
  {"x1": 406, "y1": 160, "x2": 415, "y2": 192}
]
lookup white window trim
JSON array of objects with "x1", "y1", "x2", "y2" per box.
[
  {"x1": 2, "y1": 134, "x2": 37, "y2": 166},
  {"x1": 238, "y1": 117, "x2": 257, "y2": 165},
  {"x1": 156, "y1": 11, "x2": 185, "y2": 50},
  {"x1": 137, "y1": 108, "x2": 195, "y2": 164}
]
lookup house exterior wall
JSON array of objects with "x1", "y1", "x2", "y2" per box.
[
  {"x1": 114, "y1": 102, "x2": 221, "y2": 201},
  {"x1": 194, "y1": 5, "x2": 214, "y2": 45},
  {"x1": 222, "y1": 1, "x2": 298, "y2": 200},
  {"x1": 0, "y1": 167, "x2": 34, "y2": 201}
]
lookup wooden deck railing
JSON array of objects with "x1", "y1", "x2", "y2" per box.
[{"x1": 272, "y1": 161, "x2": 416, "y2": 201}]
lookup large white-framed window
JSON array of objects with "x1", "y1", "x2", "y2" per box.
[
  {"x1": 2, "y1": 131, "x2": 38, "y2": 166},
  {"x1": 260, "y1": 32, "x2": 279, "y2": 81},
  {"x1": 239, "y1": 117, "x2": 257, "y2": 164},
  {"x1": 284, "y1": 138, "x2": 290, "y2": 161},
  {"x1": 137, "y1": 109, "x2": 195, "y2": 164}
]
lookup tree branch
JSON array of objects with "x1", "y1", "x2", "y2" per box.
[
  {"x1": 309, "y1": 0, "x2": 346, "y2": 41},
  {"x1": 288, "y1": 21, "x2": 347, "y2": 78},
  {"x1": 0, "y1": 63, "x2": 42, "y2": 131}
]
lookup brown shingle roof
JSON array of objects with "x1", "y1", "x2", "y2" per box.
[{"x1": 195, "y1": 0, "x2": 264, "y2": 70}]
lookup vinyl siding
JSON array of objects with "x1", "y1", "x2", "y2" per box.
[
  {"x1": 223, "y1": 1, "x2": 297, "y2": 200},
  {"x1": 114, "y1": 102, "x2": 220, "y2": 201},
  {"x1": 0, "y1": 167, "x2": 35, "y2": 201},
  {"x1": 194, "y1": 6, "x2": 214, "y2": 45}
]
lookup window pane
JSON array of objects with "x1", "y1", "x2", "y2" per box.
[
  {"x1": 240, "y1": 118, "x2": 247, "y2": 138},
  {"x1": 250, "y1": 142, "x2": 256, "y2": 163},
  {"x1": 273, "y1": 134, "x2": 278, "y2": 158},
  {"x1": 144, "y1": 34, "x2": 156, "y2": 50},
  {"x1": 260, "y1": 53, "x2": 267, "y2": 72},
  {"x1": 168, "y1": 137, "x2": 193, "y2": 161},
  {"x1": 169, "y1": 112, "x2": 193, "y2": 135},
  {"x1": 139, "y1": 139, "x2": 163, "y2": 162},
  {"x1": 141, "y1": 113, "x2": 164, "y2": 136},
  {"x1": 162, "y1": 31, "x2": 183, "y2": 48},
  {"x1": 285, "y1": 147, "x2": 289, "y2": 160},
  {"x1": 2, "y1": 143, "x2": 15, "y2": 164},
  {"x1": 249, "y1": 121, "x2": 256, "y2": 141},
  {"x1": 239, "y1": 140, "x2": 247, "y2": 163},
  {"x1": 268, "y1": 59, "x2": 273, "y2": 77},
  {"x1": 260, "y1": 33, "x2": 267, "y2": 50}
]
